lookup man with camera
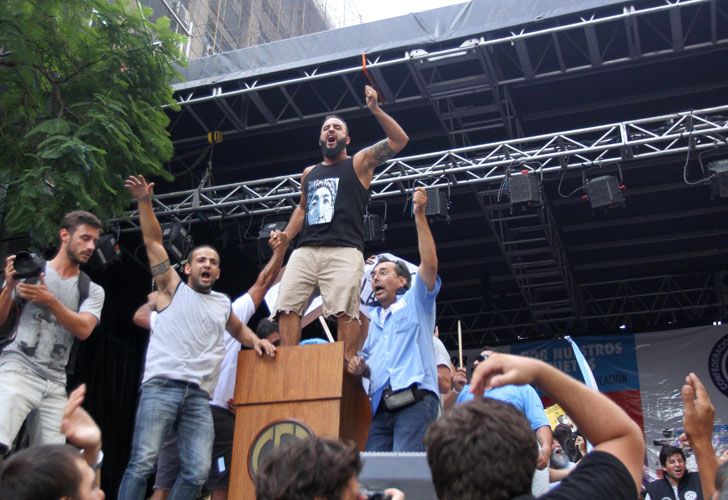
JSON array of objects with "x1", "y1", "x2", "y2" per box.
[
  {"x1": 0, "y1": 211, "x2": 105, "y2": 456},
  {"x1": 347, "y1": 187, "x2": 440, "y2": 452}
]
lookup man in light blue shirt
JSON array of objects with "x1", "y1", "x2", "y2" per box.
[
  {"x1": 348, "y1": 187, "x2": 440, "y2": 452},
  {"x1": 451, "y1": 349, "x2": 553, "y2": 495}
]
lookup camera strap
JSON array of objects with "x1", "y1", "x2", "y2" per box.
[
  {"x1": 0, "y1": 299, "x2": 22, "y2": 350},
  {"x1": 65, "y1": 271, "x2": 90, "y2": 375}
]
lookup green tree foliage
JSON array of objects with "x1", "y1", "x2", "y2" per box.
[{"x1": 0, "y1": 0, "x2": 183, "y2": 243}]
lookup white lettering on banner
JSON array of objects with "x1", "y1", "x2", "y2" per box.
[
  {"x1": 552, "y1": 347, "x2": 571, "y2": 360},
  {"x1": 552, "y1": 359, "x2": 579, "y2": 372},
  {"x1": 579, "y1": 342, "x2": 623, "y2": 357},
  {"x1": 520, "y1": 344, "x2": 622, "y2": 373},
  {"x1": 708, "y1": 334, "x2": 728, "y2": 396},
  {"x1": 523, "y1": 344, "x2": 622, "y2": 363},
  {"x1": 596, "y1": 373, "x2": 628, "y2": 385}
]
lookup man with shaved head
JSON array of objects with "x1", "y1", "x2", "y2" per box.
[{"x1": 119, "y1": 175, "x2": 276, "y2": 500}]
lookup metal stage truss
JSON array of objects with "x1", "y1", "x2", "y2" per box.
[
  {"x1": 169, "y1": 0, "x2": 728, "y2": 148},
  {"x1": 113, "y1": 0, "x2": 728, "y2": 346},
  {"x1": 436, "y1": 272, "x2": 726, "y2": 347},
  {"x1": 118, "y1": 103, "x2": 728, "y2": 227}
]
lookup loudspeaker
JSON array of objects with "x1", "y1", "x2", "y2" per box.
[
  {"x1": 585, "y1": 175, "x2": 623, "y2": 209},
  {"x1": 359, "y1": 452, "x2": 437, "y2": 500}
]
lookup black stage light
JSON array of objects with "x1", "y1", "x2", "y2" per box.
[
  {"x1": 258, "y1": 220, "x2": 287, "y2": 240},
  {"x1": 585, "y1": 175, "x2": 624, "y2": 209},
  {"x1": 423, "y1": 189, "x2": 448, "y2": 217},
  {"x1": 162, "y1": 223, "x2": 191, "y2": 262},
  {"x1": 363, "y1": 214, "x2": 385, "y2": 244},
  {"x1": 257, "y1": 220, "x2": 288, "y2": 259},
  {"x1": 86, "y1": 234, "x2": 122, "y2": 271},
  {"x1": 707, "y1": 159, "x2": 728, "y2": 199},
  {"x1": 508, "y1": 173, "x2": 541, "y2": 206}
]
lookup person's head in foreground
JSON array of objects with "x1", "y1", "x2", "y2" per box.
[
  {"x1": 0, "y1": 444, "x2": 104, "y2": 500},
  {"x1": 714, "y1": 460, "x2": 728, "y2": 499},
  {"x1": 425, "y1": 398, "x2": 538, "y2": 500},
  {"x1": 254, "y1": 436, "x2": 362, "y2": 500}
]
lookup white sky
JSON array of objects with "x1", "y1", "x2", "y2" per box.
[{"x1": 347, "y1": 0, "x2": 468, "y2": 24}]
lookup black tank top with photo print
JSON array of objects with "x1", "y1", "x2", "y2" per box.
[{"x1": 298, "y1": 157, "x2": 369, "y2": 251}]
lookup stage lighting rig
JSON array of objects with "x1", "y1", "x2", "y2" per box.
[
  {"x1": 422, "y1": 188, "x2": 448, "y2": 219},
  {"x1": 162, "y1": 222, "x2": 192, "y2": 262},
  {"x1": 707, "y1": 159, "x2": 728, "y2": 199},
  {"x1": 584, "y1": 175, "x2": 625, "y2": 209},
  {"x1": 508, "y1": 171, "x2": 541, "y2": 207},
  {"x1": 86, "y1": 233, "x2": 122, "y2": 271},
  {"x1": 257, "y1": 220, "x2": 288, "y2": 259},
  {"x1": 363, "y1": 214, "x2": 386, "y2": 244}
]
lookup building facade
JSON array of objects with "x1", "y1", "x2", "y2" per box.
[{"x1": 142, "y1": 0, "x2": 360, "y2": 59}]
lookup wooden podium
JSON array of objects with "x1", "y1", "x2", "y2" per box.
[{"x1": 228, "y1": 342, "x2": 371, "y2": 499}]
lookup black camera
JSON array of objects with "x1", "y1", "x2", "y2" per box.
[
  {"x1": 13, "y1": 251, "x2": 45, "y2": 281},
  {"x1": 359, "y1": 489, "x2": 392, "y2": 500}
]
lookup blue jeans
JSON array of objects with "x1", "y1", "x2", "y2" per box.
[
  {"x1": 118, "y1": 378, "x2": 214, "y2": 500},
  {"x1": 365, "y1": 391, "x2": 439, "y2": 452}
]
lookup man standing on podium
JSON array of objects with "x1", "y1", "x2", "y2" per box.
[
  {"x1": 348, "y1": 187, "x2": 441, "y2": 452},
  {"x1": 268, "y1": 85, "x2": 409, "y2": 361}
]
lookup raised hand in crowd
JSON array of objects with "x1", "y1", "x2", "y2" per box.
[
  {"x1": 682, "y1": 372, "x2": 719, "y2": 499},
  {"x1": 470, "y1": 352, "x2": 644, "y2": 495},
  {"x1": 62, "y1": 384, "x2": 102, "y2": 469}
]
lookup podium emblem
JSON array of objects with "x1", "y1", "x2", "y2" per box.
[{"x1": 248, "y1": 419, "x2": 314, "y2": 478}]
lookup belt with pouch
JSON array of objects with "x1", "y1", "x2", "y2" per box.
[{"x1": 382, "y1": 383, "x2": 428, "y2": 411}]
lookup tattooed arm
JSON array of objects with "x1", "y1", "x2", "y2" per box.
[
  {"x1": 353, "y1": 85, "x2": 409, "y2": 187},
  {"x1": 125, "y1": 176, "x2": 181, "y2": 302}
]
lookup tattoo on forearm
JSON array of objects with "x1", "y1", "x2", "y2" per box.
[
  {"x1": 151, "y1": 260, "x2": 171, "y2": 277},
  {"x1": 370, "y1": 140, "x2": 396, "y2": 164}
]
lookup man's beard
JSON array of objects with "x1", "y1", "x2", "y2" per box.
[
  {"x1": 549, "y1": 450, "x2": 570, "y2": 469},
  {"x1": 320, "y1": 137, "x2": 347, "y2": 159},
  {"x1": 66, "y1": 246, "x2": 87, "y2": 266},
  {"x1": 190, "y1": 274, "x2": 214, "y2": 293}
]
